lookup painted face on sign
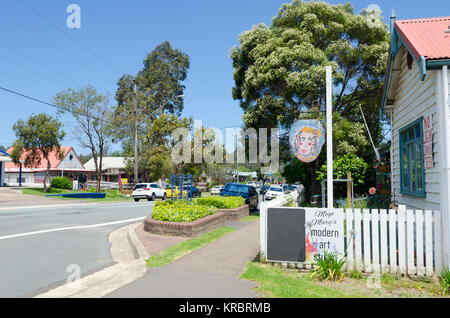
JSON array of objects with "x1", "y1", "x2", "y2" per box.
[
  {"x1": 290, "y1": 120, "x2": 325, "y2": 163},
  {"x1": 297, "y1": 131, "x2": 317, "y2": 156}
]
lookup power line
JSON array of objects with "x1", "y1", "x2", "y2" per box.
[
  {"x1": 18, "y1": 0, "x2": 123, "y2": 74},
  {"x1": 0, "y1": 85, "x2": 110, "y2": 123},
  {"x1": 0, "y1": 41, "x2": 84, "y2": 84},
  {"x1": 0, "y1": 9, "x2": 84, "y2": 67}
]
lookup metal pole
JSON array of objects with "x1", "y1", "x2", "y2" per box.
[
  {"x1": 133, "y1": 83, "x2": 138, "y2": 185},
  {"x1": 236, "y1": 134, "x2": 239, "y2": 183},
  {"x1": 326, "y1": 66, "x2": 333, "y2": 209}
]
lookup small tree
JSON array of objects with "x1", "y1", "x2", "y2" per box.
[
  {"x1": 53, "y1": 86, "x2": 111, "y2": 192},
  {"x1": 11, "y1": 113, "x2": 66, "y2": 192}
]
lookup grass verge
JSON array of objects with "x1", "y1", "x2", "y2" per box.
[
  {"x1": 240, "y1": 215, "x2": 260, "y2": 222},
  {"x1": 22, "y1": 188, "x2": 131, "y2": 202},
  {"x1": 240, "y1": 262, "x2": 366, "y2": 298},
  {"x1": 146, "y1": 226, "x2": 236, "y2": 267},
  {"x1": 240, "y1": 261, "x2": 449, "y2": 298}
]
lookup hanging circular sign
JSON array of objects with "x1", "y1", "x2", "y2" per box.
[{"x1": 289, "y1": 119, "x2": 325, "y2": 163}]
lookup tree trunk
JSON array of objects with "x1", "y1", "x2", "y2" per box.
[
  {"x1": 44, "y1": 158, "x2": 51, "y2": 193},
  {"x1": 97, "y1": 153, "x2": 103, "y2": 193}
]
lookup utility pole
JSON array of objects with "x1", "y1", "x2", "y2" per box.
[
  {"x1": 236, "y1": 134, "x2": 239, "y2": 183},
  {"x1": 133, "y1": 83, "x2": 138, "y2": 185}
]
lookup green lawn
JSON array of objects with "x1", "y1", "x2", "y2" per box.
[
  {"x1": 146, "y1": 226, "x2": 236, "y2": 267},
  {"x1": 22, "y1": 188, "x2": 132, "y2": 202},
  {"x1": 240, "y1": 215, "x2": 260, "y2": 222},
  {"x1": 240, "y1": 261, "x2": 448, "y2": 298},
  {"x1": 240, "y1": 262, "x2": 367, "y2": 298}
]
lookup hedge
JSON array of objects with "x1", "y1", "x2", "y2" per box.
[
  {"x1": 50, "y1": 177, "x2": 72, "y2": 190},
  {"x1": 152, "y1": 200, "x2": 218, "y2": 223},
  {"x1": 194, "y1": 196, "x2": 245, "y2": 209}
]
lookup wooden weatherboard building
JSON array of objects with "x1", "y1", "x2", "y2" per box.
[
  {"x1": 4, "y1": 146, "x2": 86, "y2": 186},
  {"x1": 380, "y1": 13, "x2": 450, "y2": 267}
]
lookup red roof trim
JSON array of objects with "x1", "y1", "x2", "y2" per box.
[{"x1": 395, "y1": 17, "x2": 450, "y2": 61}]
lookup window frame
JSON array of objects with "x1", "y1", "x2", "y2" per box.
[{"x1": 399, "y1": 117, "x2": 425, "y2": 197}]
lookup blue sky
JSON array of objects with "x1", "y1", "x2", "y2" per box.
[{"x1": 1, "y1": 0, "x2": 449, "y2": 156}]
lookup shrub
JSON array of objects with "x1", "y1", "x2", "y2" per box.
[
  {"x1": 152, "y1": 200, "x2": 218, "y2": 223},
  {"x1": 50, "y1": 177, "x2": 72, "y2": 190},
  {"x1": 440, "y1": 267, "x2": 450, "y2": 296},
  {"x1": 194, "y1": 196, "x2": 245, "y2": 209},
  {"x1": 309, "y1": 251, "x2": 346, "y2": 282}
]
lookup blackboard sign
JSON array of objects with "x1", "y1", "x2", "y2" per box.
[{"x1": 267, "y1": 207, "x2": 306, "y2": 263}]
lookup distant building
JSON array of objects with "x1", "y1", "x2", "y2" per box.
[
  {"x1": 84, "y1": 157, "x2": 131, "y2": 183},
  {"x1": 4, "y1": 146, "x2": 86, "y2": 186},
  {"x1": 0, "y1": 149, "x2": 13, "y2": 187}
]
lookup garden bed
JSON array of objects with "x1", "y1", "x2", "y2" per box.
[
  {"x1": 145, "y1": 197, "x2": 248, "y2": 237},
  {"x1": 144, "y1": 212, "x2": 227, "y2": 237}
]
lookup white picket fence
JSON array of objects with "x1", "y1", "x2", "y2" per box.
[
  {"x1": 261, "y1": 204, "x2": 443, "y2": 277},
  {"x1": 344, "y1": 205, "x2": 441, "y2": 277}
]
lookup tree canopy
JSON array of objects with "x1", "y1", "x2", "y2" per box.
[
  {"x1": 53, "y1": 85, "x2": 111, "y2": 192},
  {"x1": 231, "y1": 0, "x2": 389, "y2": 195},
  {"x1": 11, "y1": 113, "x2": 66, "y2": 192}
]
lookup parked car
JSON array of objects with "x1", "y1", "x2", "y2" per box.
[
  {"x1": 164, "y1": 185, "x2": 187, "y2": 198},
  {"x1": 132, "y1": 183, "x2": 167, "y2": 202},
  {"x1": 282, "y1": 184, "x2": 292, "y2": 193},
  {"x1": 210, "y1": 185, "x2": 223, "y2": 195},
  {"x1": 183, "y1": 185, "x2": 202, "y2": 198},
  {"x1": 220, "y1": 183, "x2": 259, "y2": 210},
  {"x1": 265, "y1": 186, "x2": 284, "y2": 201}
]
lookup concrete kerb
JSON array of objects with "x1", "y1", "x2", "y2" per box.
[
  {"x1": 34, "y1": 221, "x2": 147, "y2": 298},
  {"x1": 127, "y1": 223, "x2": 150, "y2": 260}
]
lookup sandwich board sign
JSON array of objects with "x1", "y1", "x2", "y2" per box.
[{"x1": 266, "y1": 207, "x2": 344, "y2": 263}]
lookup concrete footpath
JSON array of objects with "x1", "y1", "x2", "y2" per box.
[{"x1": 104, "y1": 220, "x2": 261, "y2": 298}]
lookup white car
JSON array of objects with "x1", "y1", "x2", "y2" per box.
[
  {"x1": 132, "y1": 183, "x2": 167, "y2": 202},
  {"x1": 265, "y1": 186, "x2": 284, "y2": 200},
  {"x1": 210, "y1": 186, "x2": 223, "y2": 195}
]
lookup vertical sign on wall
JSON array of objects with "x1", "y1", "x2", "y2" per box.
[{"x1": 423, "y1": 115, "x2": 433, "y2": 169}]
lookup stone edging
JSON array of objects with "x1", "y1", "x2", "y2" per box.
[
  {"x1": 144, "y1": 212, "x2": 227, "y2": 237},
  {"x1": 217, "y1": 204, "x2": 250, "y2": 221}
]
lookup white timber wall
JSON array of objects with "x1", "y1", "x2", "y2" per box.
[{"x1": 390, "y1": 48, "x2": 440, "y2": 211}]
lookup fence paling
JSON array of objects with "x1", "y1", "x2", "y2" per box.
[
  {"x1": 416, "y1": 210, "x2": 425, "y2": 276},
  {"x1": 380, "y1": 209, "x2": 388, "y2": 273},
  {"x1": 389, "y1": 209, "x2": 398, "y2": 274},
  {"x1": 425, "y1": 211, "x2": 433, "y2": 276},
  {"x1": 398, "y1": 206, "x2": 407, "y2": 275},
  {"x1": 406, "y1": 210, "x2": 415, "y2": 275},
  {"x1": 345, "y1": 209, "x2": 354, "y2": 271},
  {"x1": 372, "y1": 209, "x2": 380, "y2": 273},
  {"x1": 354, "y1": 209, "x2": 363, "y2": 272},
  {"x1": 363, "y1": 209, "x2": 372, "y2": 273}
]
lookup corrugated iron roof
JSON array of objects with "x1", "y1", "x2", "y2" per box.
[
  {"x1": 395, "y1": 17, "x2": 450, "y2": 61},
  {"x1": 5, "y1": 146, "x2": 73, "y2": 169}
]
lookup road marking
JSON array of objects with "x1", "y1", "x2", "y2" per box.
[
  {"x1": 0, "y1": 201, "x2": 152, "y2": 212},
  {"x1": 0, "y1": 216, "x2": 146, "y2": 241}
]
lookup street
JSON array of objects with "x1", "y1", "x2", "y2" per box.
[{"x1": 0, "y1": 201, "x2": 155, "y2": 298}]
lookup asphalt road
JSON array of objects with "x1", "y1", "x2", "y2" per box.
[{"x1": 0, "y1": 201, "x2": 155, "y2": 298}]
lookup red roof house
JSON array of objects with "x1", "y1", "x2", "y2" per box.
[{"x1": 4, "y1": 146, "x2": 86, "y2": 185}]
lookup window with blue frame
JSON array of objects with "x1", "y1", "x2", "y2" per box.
[{"x1": 399, "y1": 117, "x2": 425, "y2": 197}]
